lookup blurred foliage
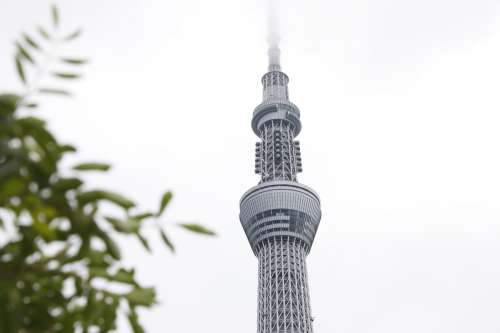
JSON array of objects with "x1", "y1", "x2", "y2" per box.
[{"x1": 0, "y1": 5, "x2": 215, "y2": 333}]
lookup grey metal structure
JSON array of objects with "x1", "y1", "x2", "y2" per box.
[{"x1": 239, "y1": 46, "x2": 322, "y2": 333}]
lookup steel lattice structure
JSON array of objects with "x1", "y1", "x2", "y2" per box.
[{"x1": 240, "y1": 46, "x2": 322, "y2": 333}]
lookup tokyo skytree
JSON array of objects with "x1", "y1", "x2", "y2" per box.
[{"x1": 239, "y1": 45, "x2": 322, "y2": 333}]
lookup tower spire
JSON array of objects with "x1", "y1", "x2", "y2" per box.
[{"x1": 239, "y1": 48, "x2": 322, "y2": 333}]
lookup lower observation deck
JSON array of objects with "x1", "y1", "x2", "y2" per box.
[{"x1": 239, "y1": 181, "x2": 322, "y2": 256}]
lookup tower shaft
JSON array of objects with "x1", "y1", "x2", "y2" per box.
[
  {"x1": 257, "y1": 237, "x2": 313, "y2": 333},
  {"x1": 240, "y1": 51, "x2": 321, "y2": 333}
]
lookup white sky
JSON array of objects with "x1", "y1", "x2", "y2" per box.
[{"x1": 2, "y1": 0, "x2": 500, "y2": 332}]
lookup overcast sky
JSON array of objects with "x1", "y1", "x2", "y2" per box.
[{"x1": 2, "y1": 0, "x2": 500, "y2": 332}]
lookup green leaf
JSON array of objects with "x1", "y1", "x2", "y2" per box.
[
  {"x1": 89, "y1": 267, "x2": 108, "y2": 278},
  {"x1": 53, "y1": 177, "x2": 83, "y2": 191},
  {"x1": 16, "y1": 116, "x2": 45, "y2": 127},
  {"x1": 157, "y1": 191, "x2": 172, "y2": 216},
  {"x1": 125, "y1": 287, "x2": 156, "y2": 307},
  {"x1": 17, "y1": 117, "x2": 45, "y2": 129},
  {"x1": 73, "y1": 162, "x2": 111, "y2": 172},
  {"x1": 39, "y1": 88, "x2": 71, "y2": 96},
  {"x1": 113, "y1": 268, "x2": 137, "y2": 285},
  {"x1": 136, "y1": 233, "x2": 151, "y2": 252},
  {"x1": 159, "y1": 228, "x2": 175, "y2": 252},
  {"x1": 64, "y1": 29, "x2": 82, "y2": 41},
  {"x1": 23, "y1": 102, "x2": 38, "y2": 108},
  {"x1": 16, "y1": 42, "x2": 34, "y2": 64},
  {"x1": 60, "y1": 57, "x2": 88, "y2": 65},
  {"x1": 99, "y1": 232, "x2": 121, "y2": 260},
  {"x1": 178, "y1": 223, "x2": 216, "y2": 236},
  {"x1": 23, "y1": 33, "x2": 39, "y2": 50},
  {"x1": 89, "y1": 267, "x2": 138, "y2": 286},
  {"x1": 51, "y1": 4, "x2": 59, "y2": 28},
  {"x1": 15, "y1": 54, "x2": 26, "y2": 84},
  {"x1": 58, "y1": 144, "x2": 77, "y2": 153},
  {"x1": 132, "y1": 212, "x2": 154, "y2": 221},
  {"x1": 128, "y1": 311, "x2": 145, "y2": 333},
  {"x1": 105, "y1": 216, "x2": 123, "y2": 231},
  {"x1": 37, "y1": 26, "x2": 51, "y2": 40},
  {"x1": 52, "y1": 72, "x2": 81, "y2": 79},
  {"x1": 0, "y1": 94, "x2": 20, "y2": 113},
  {"x1": 86, "y1": 249, "x2": 109, "y2": 267},
  {"x1": 78, "y1": 190, "x2": 135, "y2": 209},
  {"x1": 105, "y1": 216, "x2": 140, "y2": 234}
]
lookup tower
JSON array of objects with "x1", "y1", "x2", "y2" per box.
[{"x1": 239, "y1": 46, "x2": 322, "y2": 333}]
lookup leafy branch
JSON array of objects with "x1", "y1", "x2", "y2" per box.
[
  {"x1": 0, "y1": 4, "x2": 215, "y2": 333},
  {"x1": 14, "y1": 4, "x2": 86, "y2": 105}
]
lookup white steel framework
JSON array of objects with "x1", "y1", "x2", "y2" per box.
[{"x1": 257, "y1": 237, "x2": 313, "y2": 333}]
